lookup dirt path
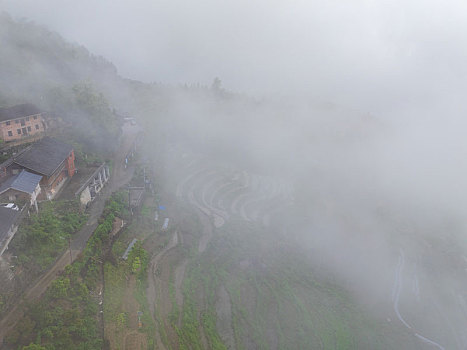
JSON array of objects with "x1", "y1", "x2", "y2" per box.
[
  {"x1": 0, "y1": 124, "x2": 140, "y2": 348},
  {"x1": 216, "y1": 285, "x2": 235, "y2": 349},
  {"x1": 147, "y1": 231, "x2": 179, "y2": 318},
  {"x1": 173, "y1": 231, "x2": 188, "y2": 318},
  {"x1": 146, "y1": 230, "x2": 179, "y2": 350},
  {"x1": 124, "y1": 330, "x2": 148, "y2": 350}
]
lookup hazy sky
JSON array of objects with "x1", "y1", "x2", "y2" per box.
[
  {"x1": 2, "y1": 0, "x2": 467, "y2": 113},
  {"x1": 2, "y1": 3, "x2": 467, "y2": 346}
]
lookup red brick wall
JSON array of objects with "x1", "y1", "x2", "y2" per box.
[
  {"x1": 50, "y1": 170, "x2": 66, "y2": 190},
  {"x1": 37, "y1": 169, "x2": 66, "y2": 200},
  {"x1": 0, "y1": 113, "x2": 46, "y2": 142},
  {"x1": 66, "y1": 150, "x2": 75, "y2": 178}
]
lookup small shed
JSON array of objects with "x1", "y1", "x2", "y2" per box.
[
  {"x1": 0, "y1": 170, "x2": 42, "y2": 209},
  {"x1": 122, "y1": 238, "x2": 138, "y2": 260}
]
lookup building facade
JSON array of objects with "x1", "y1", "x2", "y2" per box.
[
  {"x1": 0, "y1": 104, "x2": 47, "y2": 142},
  {"x1": 0, "y1": 170, "x2": 42, "y2": 209},
  {"x1": 0, "y1": 137, "x2": 75, "y2": 200}
]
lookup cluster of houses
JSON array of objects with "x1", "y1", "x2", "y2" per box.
[{"x1": 0, "y1": 104, "x2": 76, "y2": 257}]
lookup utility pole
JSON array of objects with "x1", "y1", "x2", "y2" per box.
[{"x1": 68, "y1": 237, "x2": 72, "y2": 264}]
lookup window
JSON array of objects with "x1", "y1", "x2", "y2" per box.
[
  {"x1": 17, "y1": 129, "x2": 21, "y2": 134},
  {"x1": 22, "y1": 127, "x2": 27, "y2": 135},
  {"x1": 5, "y1": 121, "x2": 10, "y2": 126},
  {"x1": 8, "y1": 131, "x2": 12, "y2": 136},
  {"x1": 27, "y1": 126, "x2": 31, "y2": 132},
  {"x1": 15, "y1": 119, "x2": 19, "y2": 124},
  {"x1": 12, "y1": 169, "x2": 19, "y2": 175},
  {"x1": 35, "y1": 124, "x2": 39, "y2": 130},
  {"x1": 33, "y1": 115, "x2": 37, "y2": 120},
  {"x1": 26, "y1": 117, "x2": 30, "y2": 121},
  {"x1": 20, "y1": 119, "x2": 25, "y2": 126}
]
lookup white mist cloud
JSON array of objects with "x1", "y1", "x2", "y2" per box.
[{"x1": 2, "y1": 0, "x2": 467, "y2": 114}]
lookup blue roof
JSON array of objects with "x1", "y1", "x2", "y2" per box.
[
  {"x1": 0, "y1": 170, "x2": 42, "y2": 195},
  {"x1": 122, "y1": 238, "x2": 138, "y2": 260}
]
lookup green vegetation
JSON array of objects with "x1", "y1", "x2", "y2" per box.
[
  {"x1": 0, "y1": 12, "x2": 418, "y2": 350},
  {"x1": 5, "y1": 263, "x2": 102, "y2": 350},
  {"x1": 4, "y1": 193, "x2": 128, "y2": 350},
  {"x1": 176, "y1": 260, "x2": 226, "y2": 350},
  {"x1": 0, "y1": 14, "x2": 126, "y2": 156},
  {"x1": 10, "y1": 200, "x2": 86, "y2": 273},
  {"x1": 68, "y1": 139, "x2": 104, "y2": 167},
  {"x1": 80, "y1": 191, "x2": 128, "y2": 290},
  {"x1": 49, "y1": 81, "x2": 122, "y2": 156},
  {"x1": 213, "y1": 220, "x2": 357, "y2": 349},
  {"x1": 166, "y1": 217, "x2": 394, "y2": 350},
  {"x1": 104, "y1": 228, "x2": 155, "y2": 349},
  {"x1": 22, "y1": 344, "x2": 47, "y2": 350}
]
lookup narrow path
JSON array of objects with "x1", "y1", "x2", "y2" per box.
[
  {"x1": 147, "y1": 231, "x2": 179, "y2": 318},
  {"x1": 146, "y1": 230, "x2": 179, "y2": 350},
  {"x1": 393, "y1": 250, "x2": 412, "y2": 329},
  {"x1": 174, "y1": 231, "x2": 187, "y2": 318},
  {"x1": 0, "y1": 124, "x2": 140, "y2": 348},
  {"x1": 392, "y1": 249, "x2": 446, "y2": 350},
  {"x1": 174, "y1": 259, "x2": 188, "y2": 325},
  {"x1": 211, "y1": 182, "x2": 237, "y2": 209}
]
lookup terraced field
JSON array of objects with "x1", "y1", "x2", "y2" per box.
[
  {"x1": 140, "y1": 150, "x2": 429, "y2": 350},
  {"x1": 173, "y1": 153, "x2": 294, "y2": 230},
  {"x1": 135, "y1": 144, "x2": 467, "y2": 350}
]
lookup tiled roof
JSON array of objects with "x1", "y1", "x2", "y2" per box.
[
  {"x1": 0, "y1": 207, "x2": 20, "y2": 243},
  {"x1": 13, "y1": 137, "x2": 73, "y2": 176},
  {"x1": 0, "y1": 170, "x2": 42, "y2": 195},
  {"x1": 0, "y1": 104, "x2": 41, "y2": 122}
]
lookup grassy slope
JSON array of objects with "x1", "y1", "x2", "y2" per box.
[
  {"x1": 3, "y1": 194, "x2": 128, "y2": 350},
  {"x1": 172, "y1": 216, "x2": 419, "y2": 350}
]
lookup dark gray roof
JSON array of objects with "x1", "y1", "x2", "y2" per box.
[
  {"x1": 0, "y1": 157, "x2": 14, "y2": 170},
  {"x1": 0, "y1": 104, "x2": 42, "y2": 122},
  {"x1": 0, "y1": 207, "x2": 20, "y2": 243},
  {"x1": 0, "y1": 170, "x2": 42, "y2": 195},
  {"x1": 13, "y1": 137, "x2": 73, "y2": 176}
]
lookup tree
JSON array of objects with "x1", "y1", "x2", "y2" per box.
[
  {"x1": 50, "y1": 277, "x2": 70, "y2": 299},
  {"x1": 211, "y1": 77, "x2": 222, "y2": 91}
]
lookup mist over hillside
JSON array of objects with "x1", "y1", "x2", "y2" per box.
[{"x1": 1, "y1": 7, "x2": 467, "y2": 350}]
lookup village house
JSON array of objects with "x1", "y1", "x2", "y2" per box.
[
  {"x1": 0, "y1": 170, "x2": 42, "y2": 211},
  {"x1": 0, "y1": 104, "x2": 47, "y2": 142},
  {"x1": 0, "y1": 207, "x2": 21, "y2": 257},
  {"x1": 0, "y1": 137, "x2": 75, "y2": 200}
]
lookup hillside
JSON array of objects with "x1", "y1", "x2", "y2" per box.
[{"x1": 1, "y1": 12, "x2": 464, "y2": 350}]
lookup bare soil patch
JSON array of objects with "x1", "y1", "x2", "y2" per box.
[{"x1": 124, "y1": 331, "x2": 148, "y2": 350}]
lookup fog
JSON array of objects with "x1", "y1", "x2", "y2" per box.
[
  {"x1": 3, "y1": 0, "x2": 467, "y2": 113},
  {"x1": 2, "y1": 0, "x2": 467, "y2": 348}
]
